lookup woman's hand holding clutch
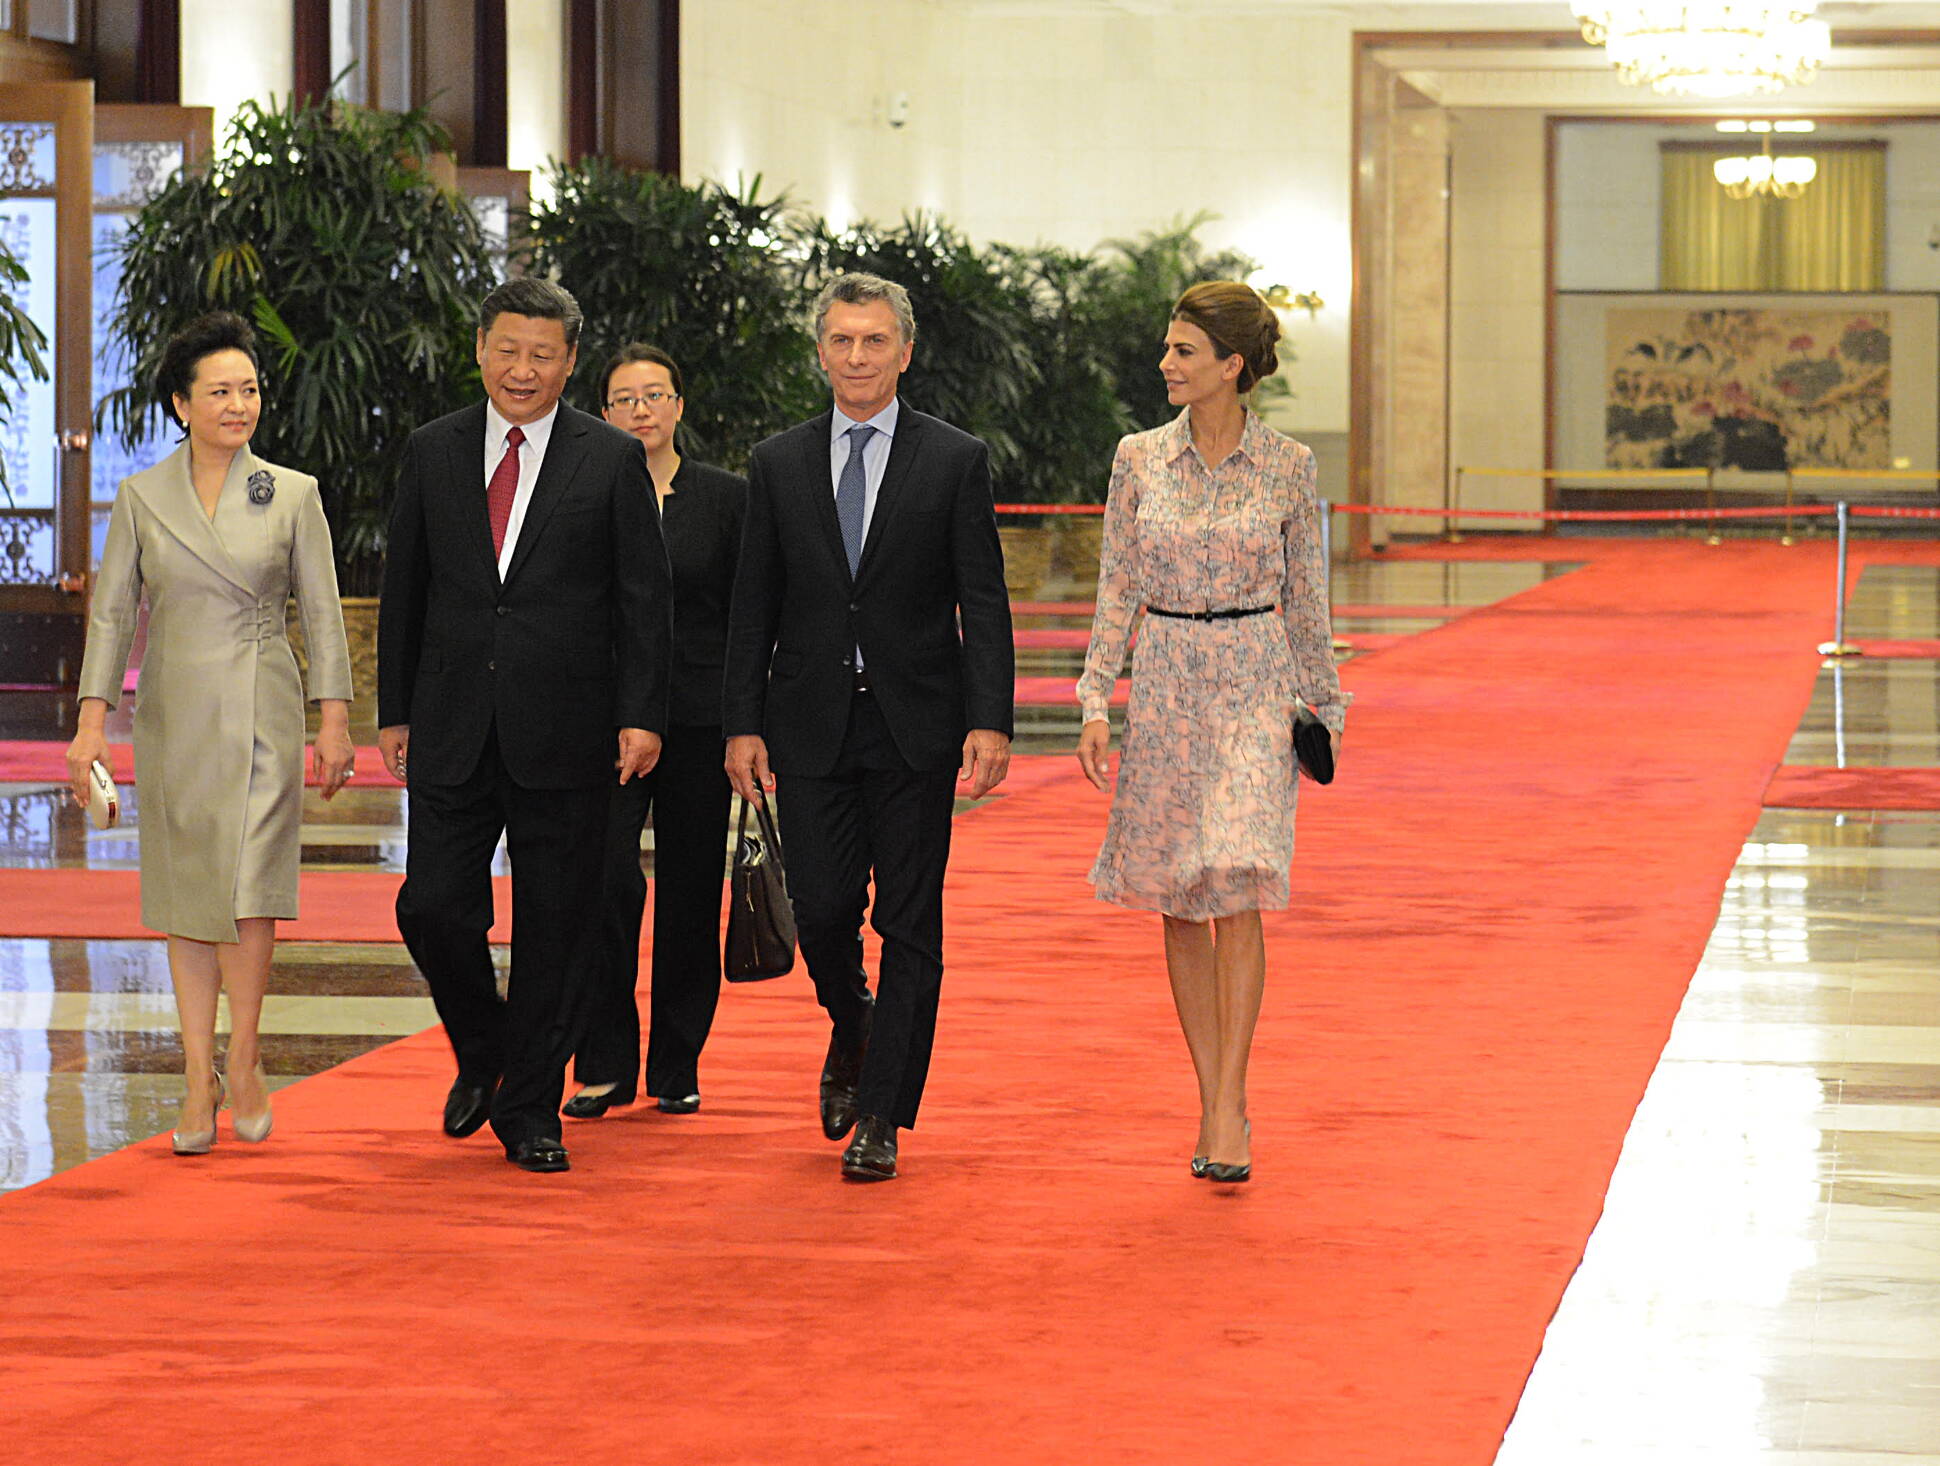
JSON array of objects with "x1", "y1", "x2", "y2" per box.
[{"x1": 65, "y1": 699, "x2": 111, "y2": 810}]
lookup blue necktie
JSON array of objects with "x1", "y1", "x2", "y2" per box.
[{"x1": 836, "y1": 423, "x2": 875, "y2": 576}]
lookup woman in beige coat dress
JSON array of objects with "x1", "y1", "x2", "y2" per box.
[{"x1": 67, "y1": 312, "x2": 355, "y2": 1155}]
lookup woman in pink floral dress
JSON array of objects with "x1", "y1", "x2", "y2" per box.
[{"x1": 1076, "y1": 282, "x2": 1347, "y2": 1184}]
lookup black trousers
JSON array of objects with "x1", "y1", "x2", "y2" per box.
[
  {"x1": 783, "y1": 691, "x2": 956, "y2": 1130},
  {"x1": 572, "y1": 722, "x2": 732, "y2": 1100},
  {"x1": 396, "y1": 724, "x2": 607, "y2": 1150}
]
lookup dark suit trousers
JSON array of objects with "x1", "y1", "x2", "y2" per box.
[
  {"x1": 783, "y1": 691, "x2": 956, "y2": 1130},
  {"x1": 396, "y1": 725, "x2": 607, "y2": 1150},
  {"x1": 572, "y1": 722, "x2": 732, "y2": 1099}
]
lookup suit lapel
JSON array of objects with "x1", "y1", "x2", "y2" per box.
[
  {"x1": 501, "y1": 403, "x2": 590, "y2": 589},
  {"x1": 795, "y1": 412, "x2": 852, "y2": 583},
  {"x1": 853, "y1": 407, "x2": 923, "y2": 588},
  {"x1": 134, "y1": 442, "x2": 253, "y2": 595},
  {"x1": 445, "y1": 403, "x2": 497, "y2": 580}
]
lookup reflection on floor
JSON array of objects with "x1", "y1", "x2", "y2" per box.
[
  {"x1": 1499, "y1": 561, "x2": 1940, "y2": 1463},
  {"x1": 1, "y1": 548, "x2": 1936, "y2": 1461}
]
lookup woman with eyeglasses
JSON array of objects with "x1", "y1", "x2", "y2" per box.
[{"x1": 564, "y1": 344, "x2": 746, "y2": 1119}]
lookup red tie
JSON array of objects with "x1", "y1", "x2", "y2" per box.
[{"x1": 487, "y1": 425, "x2": 525, "y2": 557}]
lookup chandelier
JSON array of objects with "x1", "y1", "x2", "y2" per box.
[
  {"x1": 1571, "y1": 5, "x2": 1832, "y2": 98},
  {"x1": 1713, "y1": 134, "x2": 1817, "y2": 197}
]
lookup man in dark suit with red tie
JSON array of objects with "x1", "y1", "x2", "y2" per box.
[
  {"x1": 378, "y1": 278, "x2": 672, "y2": 1173},
  {"x1": 724, "y1": 272, "x2": 1014, "y2": 1181}
]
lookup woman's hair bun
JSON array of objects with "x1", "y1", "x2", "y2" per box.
[{"x1": 1172, "y1": 281, "x2": 1280, "y2": 394}]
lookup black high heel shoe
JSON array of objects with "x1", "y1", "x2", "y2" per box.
[
  {"x1": 1190, "y1": 1155, "x2": 1210, "y2": 1178},
  {"x1": 561, "y1": 1086, "x2": 633, "y2": 1119},
  {"x1": 1206, "y1": 1119, "x2": 1250, "y2": 1184}
]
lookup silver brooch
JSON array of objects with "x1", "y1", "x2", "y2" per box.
[{"x1": 246, "y1": 470, "x2": 275, "y2": 506}]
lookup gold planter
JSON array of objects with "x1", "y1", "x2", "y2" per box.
[{"x1": 288, "y1": 595, "x2": 380, "y2": 736}]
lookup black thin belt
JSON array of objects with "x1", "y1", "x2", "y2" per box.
[{"x1": 1145, "y1": 604, "x2": 1276, "y2": 621}]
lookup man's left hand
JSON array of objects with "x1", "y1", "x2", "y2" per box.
[
  {"x1": 958, "y1": 728, "x2": 1011, "y2": 801},
  {"x1": 617, "y1": 728, "x2": 662, "y2": 783}
]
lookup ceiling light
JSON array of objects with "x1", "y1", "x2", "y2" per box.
[
  {"x1": 1713, "y1": 135, "x2": 1818, "y2": 197},
  {"x1": 1573, "y1": 5, "x2": 1832, "y2": 98}
]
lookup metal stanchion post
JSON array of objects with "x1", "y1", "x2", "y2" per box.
[
  {"x1": 1320, "y1": 496, "x2": 1350, "y2": 654},
  {"x1": 1446, "y1": 467, "x2": 1465, "y2": 545},
  {"x1": 1832, "y1": 658, "x2": 1848, "y2": 769},
  {"x1": 1817, "y1": 500, "x2": 1862, "y2": 658},
  {"x1": 1779, "y1": 469, "x2": 1796, "y2": 547},
  {"x1": 1704, "y1": 467, "x2": 1723, "y2": 546}
]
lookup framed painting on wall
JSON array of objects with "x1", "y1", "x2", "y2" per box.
[{"x1": 1554, "y1": 292, "x2": 1939, "y2": 478}]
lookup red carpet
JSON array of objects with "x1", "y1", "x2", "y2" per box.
[
  {"x1": 5, "y1": 538, "x2": 1938, "y2": 1464},
  {"x1": 0, "y1": 868, "x2": 511, "y2": 941},
  {"x1": 1765, "y1": 764, "x2": 1940, "y2": 810},
  {"x1": 1854, "y1": 638, "x2": 1940, "y2": 658}
]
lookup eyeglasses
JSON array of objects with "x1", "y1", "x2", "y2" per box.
[{"x1": 607, "y1": 390, "x2": 678, "y2": 410}]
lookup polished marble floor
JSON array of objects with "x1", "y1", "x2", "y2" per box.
[
  {"x1": 1499, "y1": 561, "x2": 1940, "y2": 1464},
  {"x1": 2, "y1": 547, "x2": 1936, "y2": 1461}
]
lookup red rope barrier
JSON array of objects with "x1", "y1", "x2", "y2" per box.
[
  {"x1": 993, "y1": 503, "x2": 1940, "y2": 522},
  {"x1": 1329, "y1": 503, "x2": 1837, "y2": 522}
]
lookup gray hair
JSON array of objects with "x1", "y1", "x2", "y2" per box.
[
  {"x1": 813, "y1": 272, "x2": 916, "y2": 345},
  {"x1": 479, "y1": 276, "x2": 584, "y2": 349}
]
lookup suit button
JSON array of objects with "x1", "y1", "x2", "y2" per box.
[
  {"x1": 849, "y1": 603, "x2": 859, "y2": 614},
  {"x1": 488, "y1": 660, "x2": 497, "y2": 672},
  {"x1": 495, "y1": 605, "x2": 507, "y2": 616}
]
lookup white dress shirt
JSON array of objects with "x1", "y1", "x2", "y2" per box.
[
  {"x1": 830, "y1": 397, "x2": 899, "y2": 671},
  {"x1": 484, "y1": 400, "x2": 560, "y2": 580}
]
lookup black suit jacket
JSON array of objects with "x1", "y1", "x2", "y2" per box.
[
  {"x1": 723, "y1": 404, "x2": 1013, "y2": 777},
  {"x1": 377, "y1": 400, "x2": 673, "y2": 789},
  {"x1": 662, "y1": 459, "x2": 746, "y2": 729}
]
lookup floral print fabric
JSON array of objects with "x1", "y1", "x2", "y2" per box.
[{"x1": 1077, "y1": 410, "x2": 1348, "y2": 920}]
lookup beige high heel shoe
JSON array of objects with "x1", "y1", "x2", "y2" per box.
[
  {"x1": 172, "y1": 1071, "x2": 226, "y2": 1156},
  {"x1": 233, "y1": 1063, "x2": 273, "y2": 1143}
]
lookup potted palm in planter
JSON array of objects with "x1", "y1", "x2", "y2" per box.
[
  {"x1": 523, "y1": 162, "x2": 821, "y2": 468},
  {"x1": 100, "y1": 94, "x2": 498, "y2": 706}
]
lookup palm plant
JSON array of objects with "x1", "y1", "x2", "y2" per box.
[
  {"x1": 799, "y1": 212, "x2": 1040, "y2": 494},
  {"x1": 0, "y1": 237, "x2": 50, "y2": 505},
  {"x1": 989, "y1": 243, "x2": 1130, "y2": 504},
  {"x1": 522, "y1": 162, "x2": 821, "y2": 469},
  {"x1": 1089, "y1": 214, "x2": 1283, "y2": 430},
  {"x1": 101, "y1": 95, "x2": 498, "y2": 592}
]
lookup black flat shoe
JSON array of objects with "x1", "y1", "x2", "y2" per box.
[
  {"x1": 443, "y1": 1078, "x2": 494, "y2": 1138},
  {"x1": 562, "y1": 1087, "x2": 633, "y2": 1119},
  {"x1": 656, "y1": 1093, "x2": 700, "y2": 1114},
  {"x1": 507, "y1": 1138, "x2": 570, "y2": 1172},
  {"x1": 840, "y1": 1114, "x2": 898, "y2": 1181}
]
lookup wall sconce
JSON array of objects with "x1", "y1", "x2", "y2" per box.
[{"x1": 1262, "y1": 284, "x2": 1324, "y2": 316}]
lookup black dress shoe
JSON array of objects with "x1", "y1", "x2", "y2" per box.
[
  {"x1": 562, "y1": 1087, "x2": 633, "y2": 1119},
  {"x1": 840, "y1": 1114, "x2": 898, "y2": 1181},
  {"x1": 819, "y1": 1035, "x2": 866, "y2": 1141},
  {"x1": 507, "y1": 1138, "x2": 570, "y2": 1172},
  {"x1": 656, "y1": 1093, "x2": 700, "y2": 1114},
  {"x1": 442, "y1": 1079, "x2": 493, "y2": 1138}
]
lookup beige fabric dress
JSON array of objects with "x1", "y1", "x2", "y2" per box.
[
  {"x1": 77, "y1": 444, "x2": 352, "y2": 942},
  {"x1": 1076, "y1": 411, "x2": 1348, "y2": 920}
]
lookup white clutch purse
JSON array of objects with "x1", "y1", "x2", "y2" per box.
[{"x1": 86, "y1": 759, "x2": 120, "y2": 830}]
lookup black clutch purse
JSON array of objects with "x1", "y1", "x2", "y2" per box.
[
  {"x1": 724, "y1": 797, "x2": 798, "y2": 982},
  {"x1": 1294, "y1": 704, "x2": 1334, "y2": 785}
]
